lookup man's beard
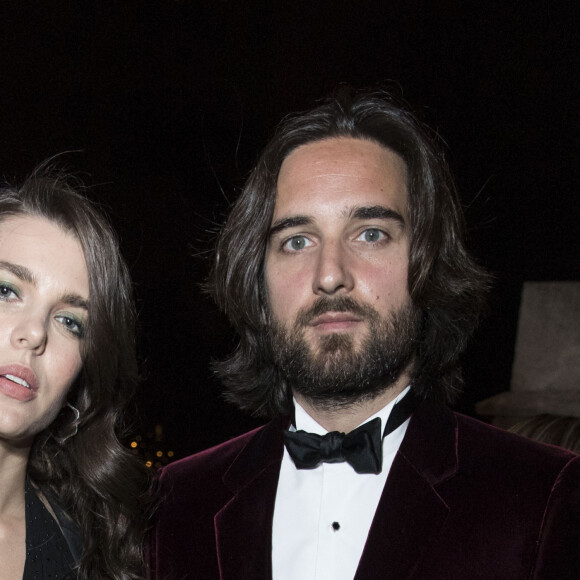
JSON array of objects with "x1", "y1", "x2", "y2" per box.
[{"x1": 268, "y1": 296, "x2": 422, "y2": 410}]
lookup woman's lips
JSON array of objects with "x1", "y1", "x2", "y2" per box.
[{"x1": 0, "y1": 364, "x2": 38, "y2": 402}]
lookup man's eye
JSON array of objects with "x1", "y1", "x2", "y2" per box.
[
  {"x1": 283, "y1": 236, "x2": 311, "y2": 252},
  {"x1": 357, "y1": 228, "x2": 386, "y2": 243}
]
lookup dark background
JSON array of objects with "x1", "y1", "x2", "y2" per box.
[{"x1": 1, "y1": 1, "x2": 578, "y2": 461}]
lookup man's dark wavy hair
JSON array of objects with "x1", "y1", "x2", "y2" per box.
[
  {"x1": 207, "y1": 88, "x2": 491, "y2": 417},
  {"x1": 0, "y1": 163, "x2": 149, "y2": 579}
]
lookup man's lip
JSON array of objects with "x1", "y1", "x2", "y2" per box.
[
  {"x1": 0, "y1": 364, "x2": 39, "y2": 392},
  {"x1": 310, "y1": 312, "x2": 362, "y2": 327}
]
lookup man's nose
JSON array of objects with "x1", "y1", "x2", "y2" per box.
[{"x1": 313, "y1": 241, "x2": 355, "y2": 295}]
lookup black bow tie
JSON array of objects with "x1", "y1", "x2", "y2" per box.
[{"x1": 283, "y1": 389, "x2": 419, "y2": 475}]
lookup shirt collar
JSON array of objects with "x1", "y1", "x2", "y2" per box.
[{"x1": 293, "y1": 385, "x2": 412, "y2": 437}]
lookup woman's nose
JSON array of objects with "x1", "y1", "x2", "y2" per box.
[{"x1": 10, "y1": 313, "x2": 48, "y2": 353}]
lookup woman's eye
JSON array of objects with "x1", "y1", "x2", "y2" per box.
[
  {"x1": 0, "y1": 283, "x2": 19, "y2": 301},
  {"x1": 56, "y1": 315, "x2": 84, "y2": 338},
  {"x1": 357, "y1": 228, "x2": 386, "y2": 243},
  {"x1": 283, "y1": 235, "x2": 311, "y2": 252}
]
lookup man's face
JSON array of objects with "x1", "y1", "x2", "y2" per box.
[{"x1": 264, "y1": 137, "x2": 418, "y2": 404}]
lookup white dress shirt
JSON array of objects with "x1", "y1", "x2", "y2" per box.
[{"x1": 272, "y1": 386, "x2": 411, "y2": 580}]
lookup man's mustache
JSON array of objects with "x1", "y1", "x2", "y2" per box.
[{"x1": 295, "y1": 296, "x2": 377, "y2": 327}]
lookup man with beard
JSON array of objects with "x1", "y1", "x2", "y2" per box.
[{"x1": 150, "y1": 90, "x2": 580, "y2": 579}]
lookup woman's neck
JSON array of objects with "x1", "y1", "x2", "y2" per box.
[
  {"x1": 0, "y1": 440, "x2": 30, "y2": 516},
  {"x1": 0, "y1": 441, "x2": 30, "y2": 580}
]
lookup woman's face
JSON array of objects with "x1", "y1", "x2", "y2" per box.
[{"x1": 0, "y1": 215, "x2": 89, "y2": 444}]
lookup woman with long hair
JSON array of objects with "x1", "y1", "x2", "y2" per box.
[{"x1": 0, "y1": 164, "x2": 148, "y2": 579}]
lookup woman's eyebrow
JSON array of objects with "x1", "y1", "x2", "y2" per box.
[
  {"x1": 0, "y1": 260, "x2": 37, "y2": 284},
  {"x1": 0, "y1": 260, "x2": 89, "y2": 309},
  {"x1": 60, "y1": 293, "x2": 89, "y2": 311}
]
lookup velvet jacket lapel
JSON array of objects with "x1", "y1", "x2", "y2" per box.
[
  {"x1": 213, "y1": 403, "x2": 458, "y2": 580},
  {"x1": 214, "y1": 416, "x2": 289, "y2": 580},
  {"x1": 355, "y1": 402, "x2": 458, "y2": 579}
]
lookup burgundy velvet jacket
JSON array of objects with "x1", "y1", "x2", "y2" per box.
[{"x1": 149, "y1": 402, "x2": 580, "y2": 579}]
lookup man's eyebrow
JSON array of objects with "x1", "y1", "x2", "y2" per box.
[
  {"x1": 0, "y1": 261, "x2": 36, "y2": 284},
  {"x1": 269, "y1": 216, "x2": 313, "y2": 238},
  {"x1": 268, "y1": 205, "x2": 404, "y2": 238},
  {"x1": 349, "y1": 205, "x2": 405, "y2": 225}
]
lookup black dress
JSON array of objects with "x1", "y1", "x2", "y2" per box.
[{"x1": 23, "y1": 478, "x2": 76, "y2": 580}]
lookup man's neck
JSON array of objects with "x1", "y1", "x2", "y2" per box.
[{"x1": 293, "y1": 373, "x2": 410, "y2": 434}]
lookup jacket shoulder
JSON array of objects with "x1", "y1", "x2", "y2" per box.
[
  {"x1": 454, "y1": 411, "x2": 579, "y2": 473},
  {"x1": 402, "y1": 402, "x2": 579, "y2": 490},
  {"x1": 158, "y1": 424, "x2": 266, "y2": 491}
]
